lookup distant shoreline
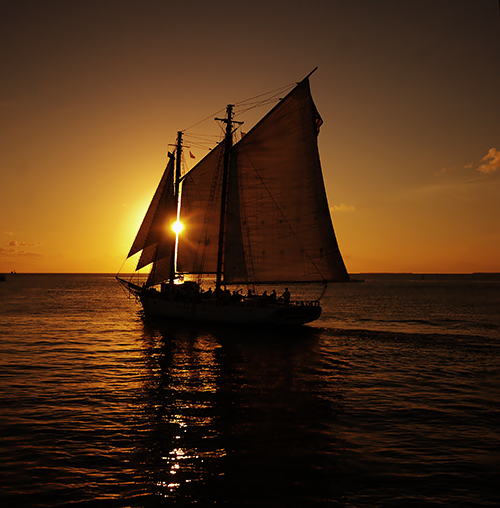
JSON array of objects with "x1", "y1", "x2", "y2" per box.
[{"x1": 350, "y1": 273, "x2": 500, "y2": 282}]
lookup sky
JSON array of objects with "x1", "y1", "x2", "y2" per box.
[{"x1": 1, "y1": 0, "x2": 499, "y2": 274}]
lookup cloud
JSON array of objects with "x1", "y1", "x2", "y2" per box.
[
  {"x1": 8, "y1": 240, "x2": 41, "y2": 247},
  {"x1": 331, "y1": 204, "x2": 355, "y2": 212},
  {"x1": 0, "y1": 247, "x2": 42, "y2": 259},
  {"x1": 1, "y1": 239, "x2": 42, "y2": 259},
  {"x1": 477, "y1": 148, "x2": 500, "y2": 173},
  {"x1": 438, "y1": 166, "x2": 458, "y2": 174}
]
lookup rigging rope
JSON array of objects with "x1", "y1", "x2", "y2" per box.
[{"x1": 181, "y1": 83, "x2": 296, "y2": 135}]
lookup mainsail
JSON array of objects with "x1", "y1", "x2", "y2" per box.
[
  {"x1": 224, "y1": 78, "x2": 348, "y2": 283},
  {"x1": 128, "y1": 76, "x2": 349, "y2": 287}
]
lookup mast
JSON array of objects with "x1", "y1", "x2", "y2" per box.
[
  {"x1": 215, "y1": 105, "x2": 234, "y2": 289},
  {"x1": 169, "y1": 131, "x2": 183, "y2": 284}
]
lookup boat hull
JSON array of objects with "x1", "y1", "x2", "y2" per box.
[{"x1": 139, "y1": 294, "x2": 321, "y2": 326}]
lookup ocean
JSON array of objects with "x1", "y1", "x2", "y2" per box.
[{"x1": 0, "y1": 273, "x2": 499, "y2": 507}]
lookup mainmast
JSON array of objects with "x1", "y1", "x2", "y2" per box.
[
  {"x1": 169, "y1": 130, "x2": 183, "y2": 284},
  {"x1": 215, "y1": 105, "x2": 234, "y2": 290}
]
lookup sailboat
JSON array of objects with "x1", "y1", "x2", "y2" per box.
[{"x1": 117, "y1": 70, "x2": 349, "y2": 325}]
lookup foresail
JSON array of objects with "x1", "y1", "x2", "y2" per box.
[
  {"x1": 176, "y1": 143, "x2": 225, "y2": 275},
  {"x1": 127, "y1": 156, "x2": 176, "y2": 260},
  {"x1": 146, "y1": 252, "x2": 172, "y2": 287},
  {"x1": 224, "y1": 78, "x2": 349, "y2": 283},
  {"x1": 137, "y1": 243, "x2": 157, "y2": 270},
  {"x1": 126, "y1": 156, "x2": 176, "y2": 287}
]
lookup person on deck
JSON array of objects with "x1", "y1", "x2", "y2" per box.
[{"x1": 281, "y1": 288, "x2": 290, "y2": 306}]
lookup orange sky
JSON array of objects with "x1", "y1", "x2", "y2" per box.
[{"x1": 1, "y1": 0, "x2": 499, "y2": 274}]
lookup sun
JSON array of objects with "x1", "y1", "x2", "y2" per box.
[{"x1": 171, "y1": 220, "x2": 184, "y2": 234}]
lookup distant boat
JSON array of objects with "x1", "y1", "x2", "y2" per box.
[
  {"x1": 117, "y1": 70, "x2": 349, "y2": 325},
  {"x1": 0, "y1": 274, "x2": 6, "y2": 282}
]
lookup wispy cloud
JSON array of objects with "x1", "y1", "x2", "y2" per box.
[
  {"x1": 1, "y1": 238, "x2": 42, "y2": 259},
  {"x1": 442, "y1": 148, "x2": 500, "y2": 176},
  {"x1": 8, "y1": 240, "x2": 41, "y2": 247},
  {"x1": 0, "y1": 247, "x2": 42, "y2": 259},
  {"x1": 331, "y1": 204, "x2": 355, "y2": 212},
  {"x1": 441, "y1": 148, "x2": 500, "y2": 177},
  {"x1": 395, "y1": 173, "x2": 500, "y2": 205},
  {"x1": 437, "y1": 166, "x2": 458, "y2": 175},
  {"x1": 477, "y1": 148, "x2": 500, "y2": 173}
]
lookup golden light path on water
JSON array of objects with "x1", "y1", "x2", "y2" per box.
[{"x1": 145, "y1": 332, "x2": 227, "y2": 497}]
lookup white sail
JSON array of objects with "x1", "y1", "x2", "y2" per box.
[
  {"x1": 127, "y1": 156, "x2": 176, "y2": 262},
  {"x1": 176, "y1": 143, "x2": 225, "y2": 275},
  {"x1": 137, "y1": 243, "x2": 157, "y2": 270},
  {"x1": 224, "y1": 78, "x2": 349, "y2": 283}
]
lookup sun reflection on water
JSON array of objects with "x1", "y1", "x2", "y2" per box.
[{"x1": 140, "y1": 326, "x2": 227, "y2": 499}]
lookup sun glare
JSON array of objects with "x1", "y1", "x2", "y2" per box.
[{"x1": 171, "y1": 220, "x2": 184, "y2": 234}]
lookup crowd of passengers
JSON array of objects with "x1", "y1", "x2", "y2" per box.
[{"x1": 148, "y1": 282, "x2": 291, "y2": 306}]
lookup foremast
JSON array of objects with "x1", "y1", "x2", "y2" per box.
[{"x1": 169, "y1": 130, "x2": 183, "y2": 284}]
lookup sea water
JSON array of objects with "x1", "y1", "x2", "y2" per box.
[{"x1": 0, "y1": 273, "x2": 498, "y2": 507}]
